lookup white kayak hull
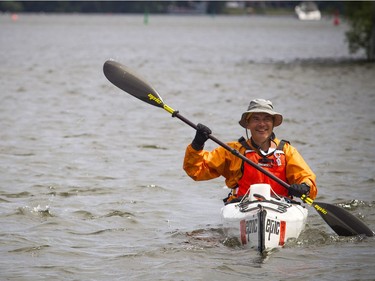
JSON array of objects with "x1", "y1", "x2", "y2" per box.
[{"x1": 221, "y1": 184, "x2": 308, "y2": 253}]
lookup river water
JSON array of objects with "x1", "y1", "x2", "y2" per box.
[{"x1": 1, "y1": 14, "x2": 374, "y2": 281}]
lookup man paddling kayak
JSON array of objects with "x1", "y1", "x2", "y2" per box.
[
  {"x1": 103, "y1": 60, "x2": 372, "y2": 236},
  {"x1": 183, "y1": 99, "x2": 317, "y2": 203}
]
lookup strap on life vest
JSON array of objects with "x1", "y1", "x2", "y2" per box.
[
  {"x1": 238, "y1": 136, "x2": 289, "y2": 154},
  {"x1": 238, "y1": 135, "x2": 289, "y2": 174}
]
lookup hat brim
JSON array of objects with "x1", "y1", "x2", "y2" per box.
[{"x1": 239, "y1": 110, "x2": 283, "y2": 128}]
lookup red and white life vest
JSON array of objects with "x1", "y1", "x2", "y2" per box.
[{"x1": 236, "y1": 140, "x2": 289, "y2": 197}]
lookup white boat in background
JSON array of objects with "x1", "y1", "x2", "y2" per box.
[
  {"x1": 295, "y1": 1, "x2": 321, "y2": 21},
  {"x1": 221, "y1": 184, "x2": 308, "y2": 253}
]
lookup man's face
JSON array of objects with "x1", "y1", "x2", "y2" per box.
[{"x1": 246, "y1": 113, "x2": 274, "y2": 143}]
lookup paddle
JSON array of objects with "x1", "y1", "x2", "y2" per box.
[{"x1": 103, "y1": 59, "x2": 374, "y2": 237}]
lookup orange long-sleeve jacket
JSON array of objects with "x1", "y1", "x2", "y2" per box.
[{"x1": 183, "y1": 137, "x2": 317, "y2": 199}]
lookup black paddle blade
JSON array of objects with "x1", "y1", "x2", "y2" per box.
[
  {"x1": 103, "y1": 60, "x2": 164, "y2": 108},
  {"x1": 313, "y1": 201, "x2": 374, "y2": 237}
]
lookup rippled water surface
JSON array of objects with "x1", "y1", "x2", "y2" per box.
[{"x1": 1, "y1": 14, "x2": 374, "y2": 280}]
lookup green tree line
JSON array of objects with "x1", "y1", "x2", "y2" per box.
[
  {"x1": 0, "y1": 1, "x2": 167, "y2": 13},
  {"x1": 0, "y1": 1, "x2": 342, "y2": 14},
  {"x1": 0, "y1": 1, "x2": 221, "y2": 14}
]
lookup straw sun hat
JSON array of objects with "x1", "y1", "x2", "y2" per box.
[{"x1": 239, "y1": 99, "x2": 283, "y2": 128}]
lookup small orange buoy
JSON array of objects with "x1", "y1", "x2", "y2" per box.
[
  {"x1": 11, "y1": 13, "x2": 19, "y2": 21},
  {"x1": 333, "y1": 11, "x2": 340, "y2": 26}
]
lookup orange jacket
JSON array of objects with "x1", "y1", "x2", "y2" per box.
[{"x1": 183, "y1": 137, "x2": 317, "y2": 199}]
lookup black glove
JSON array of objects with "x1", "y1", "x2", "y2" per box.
[
  {"x1": 191, "y1": 123, "x2": 212, "y2": 151},
  {"x1": 289, "y1": 183, "x2": 310, "y2": 198}
]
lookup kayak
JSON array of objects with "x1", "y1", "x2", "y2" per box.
[{"x1": 221, "y1": 184, "x2": 308, "y2": 253}]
